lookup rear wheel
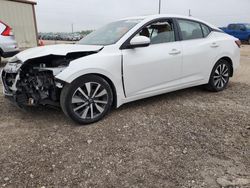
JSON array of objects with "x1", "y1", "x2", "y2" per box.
[
  {"x1": 60, "y1": 75, "x2": 113, "y2": 125},
  {"x1": 248, "y1": 37, "x2": 250, "y2": 45},
  {"x1": 206, "y1": 59, "x2": 231, "y2": 92}
]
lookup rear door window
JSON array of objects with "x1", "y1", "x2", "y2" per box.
[
  {"x1": 177, "y1": 19, "x2": 203, "y2": 40},
  {"x1": 201, "y1": 24, "x2": 211, "y2": 37}
]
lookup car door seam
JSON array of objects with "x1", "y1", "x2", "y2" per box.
[{"x1": 121, "y1": 53, "x2": 127, "y2": 98}]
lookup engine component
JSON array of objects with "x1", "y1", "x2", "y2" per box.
[
  {"x1": 2, "y1": 52, "x2": 98, "y2": 107},
  {"x1": 16, "y1": 67, "x2": 58, "y2": 105}
]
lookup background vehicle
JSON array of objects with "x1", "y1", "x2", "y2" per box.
[
  {"x1": 0, "y1": 20, "x2": 19, "y2": 63},
  {"x1": 38, "y1": 32, "x2": 84, "y2": 41},
  {"x1": 1, "y1": 15, "x2": 241, "y2": 125},
  {"x1": 221, "y1": 23, "x2": 250, "y2": 44}
]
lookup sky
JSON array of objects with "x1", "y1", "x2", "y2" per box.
[{"x1": 35, "y1": 0, "x2": 250, "y2": 32}]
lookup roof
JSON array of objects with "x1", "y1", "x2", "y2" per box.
[
  {"x1": 6, "y1": 0, "x2": 37, "y2": 5},
  {"x1": 121, "y1": 14, "x2": 218, "y2": 30},
  {"x1": 122, "y1": 14, "x2": 203, "y2": 21}
]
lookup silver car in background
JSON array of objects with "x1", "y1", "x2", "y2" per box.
[{"x1": 0, "y1": 20, "x2": 19, "y2": 63}]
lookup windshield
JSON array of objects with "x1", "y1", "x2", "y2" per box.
[
  {"x1": 78, "y1": 19, "x2": 142, "y2": 46},
  {"x1": 245, "y1": 24, "x2": 250, "y2": 30}
]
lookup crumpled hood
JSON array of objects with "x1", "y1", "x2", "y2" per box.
[{"x1": 13, "y1": 44, "x2": 103, "y2": 62}]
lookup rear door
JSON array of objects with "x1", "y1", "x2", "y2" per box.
[{"x1": 176, "y1": 19, "x2": 220, "y2": 85}]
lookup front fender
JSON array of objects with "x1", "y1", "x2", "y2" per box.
[
  {"x1": 55, "y1": 51, "x2": 125, "y2": 107},
  {"x1": 57, "y1": 67, "x2": 116, "y2": 84}
]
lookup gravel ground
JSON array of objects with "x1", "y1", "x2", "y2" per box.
[{"x1": 0, "y1": 46, "x2": 250, "y2": 188}]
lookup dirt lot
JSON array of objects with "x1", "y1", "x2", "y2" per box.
[{"x1": 0, "y1": 46, "x2": 250, "y2": 188}]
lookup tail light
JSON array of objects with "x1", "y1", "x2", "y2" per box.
[
  {"x1": 0, "y1": 21, "x2": 13, "y2": 36},
  {"x1": 235, "y1": 40, "x2": 241, "y2": 48}
]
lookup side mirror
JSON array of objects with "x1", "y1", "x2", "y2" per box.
[{"x1": 129, "y1": 36, "x2": 150, "y2": 48}]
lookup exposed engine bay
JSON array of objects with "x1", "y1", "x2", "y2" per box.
[{"x1": 1, "y1": 51, "x2": 98, "y2": 107}]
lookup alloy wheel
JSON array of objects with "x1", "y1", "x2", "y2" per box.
[
  {"x1": 71, "y1": 82, "x2": 108, "y2": 120},
  {"x1": 213, "y1": 64, "x2": 229, "y2": 89}
]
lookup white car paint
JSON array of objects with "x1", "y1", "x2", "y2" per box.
[
  {"x1": 122, "y1": 41, "x2": 183, "y2": 97},
  {"x1": 129, "y1": 36, "x2": 150, "y2": 46},
  {"x1": 12, "y1": 44, "x2": 103, "y2": 62},
  {"x1": 2, "y1": 14, "x2": 240, "y2": 109},
  {"x1": 55, "y1": 45, "x2": 125, "y2": 106}
]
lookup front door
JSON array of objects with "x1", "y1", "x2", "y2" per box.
[{"x1": 122, "y1": 19, "x2": 183, "y2": 97}]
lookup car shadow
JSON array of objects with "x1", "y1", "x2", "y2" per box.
[
  {"x1": 8, "y1": 86, "x2": 204, "y2": 127},
  {"x1": 116, "y1": 86, "x2": 207, "y2": 111},
  {"x1": 4, "y1": 81, "x2": 247, "y2": 127}
]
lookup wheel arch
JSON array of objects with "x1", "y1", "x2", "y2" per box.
[
  {"x1": 90, "y1": 73, "x2": 117, "y2": 108},
  {"x1": 61, "y1": 72, "x2": 118, "y2": 109},
  {"x1": 215, "y1": 56, "x2": 234, "y2": 77}
]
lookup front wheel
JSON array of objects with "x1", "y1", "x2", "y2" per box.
[
  {"x1": 206, "y1": 59, "x2": 231, "y2": 92},
  {"x1": 60, "y1": 75, "x2": 113, "y2": 125}
]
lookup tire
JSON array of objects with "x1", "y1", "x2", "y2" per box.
[
  {"x1": 60, "y1": 75, "x2": 113, "y2": 125},
  {"x1": 248, "y1": 37, "x2": 250, "y2": 45},
  {"x1": 206, "y1": 59, "x2": 231, "y2": 92}
]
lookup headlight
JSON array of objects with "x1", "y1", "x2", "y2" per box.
[
  {"x1": 3, "y1": 60, "x2": 23, "y2": 73},
  {"x1": 8, "y1": 56, "x2": 20, "y2": 63}
]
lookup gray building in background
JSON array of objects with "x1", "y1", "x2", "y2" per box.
[{"x1": 0, "y1": 0, "x2": 38, "y2": 48}]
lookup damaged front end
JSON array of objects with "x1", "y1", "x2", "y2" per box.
[{"x1": 1, "y1": 51, "x2": 98, "y2": 107}]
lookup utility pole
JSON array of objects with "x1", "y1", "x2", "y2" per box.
[
  {"x1": 158, "y1": 0, "x2": 161, "y2": 14},
  {"x1": 71, "y1": 23, "x2": 74, "y2": 34},
  {"x1": 188, "y1": 9, "x2": 192, "y2": 17}
]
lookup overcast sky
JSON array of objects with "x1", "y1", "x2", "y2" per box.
[{"x1": 35, "y1": 0, "x2": 250, "y2": 32}]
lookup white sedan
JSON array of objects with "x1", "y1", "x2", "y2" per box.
[{"x1": 1, "y1": 14, "x2": 241, "y2": 124}]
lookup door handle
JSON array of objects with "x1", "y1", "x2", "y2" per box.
[
  {"x1": 169, "y1": 49, "x2": 181, "y2": 55},
  {"x1": 211, "y1": 43, "x2": 219, "y2": 48}
]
